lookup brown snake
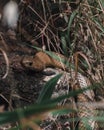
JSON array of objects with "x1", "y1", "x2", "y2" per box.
[
  {"x1": 21, "y1": 51, "x2": 98, "y2": 130},
  {"x1": 21, "y1": 51, "x2": 68, "y2": 71}
]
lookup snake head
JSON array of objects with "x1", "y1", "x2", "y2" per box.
[{"x1": 21, "y1": 55, "x2": 45, "y2": 72}]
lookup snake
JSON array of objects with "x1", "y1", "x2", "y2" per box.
[
  {"x1": 21, "y1": 51, "x2": 68, "y2": 71},
  {"x1": 21, "y1": 51, "x2": 98, "y2": 130}
]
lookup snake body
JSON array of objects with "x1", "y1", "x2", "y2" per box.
[
  {"x1": 21, "y1": 51, "x2": 98, "y2": 130},
  {"x1": 21, "y1": 51, "x2": 67, "y2": 71}
]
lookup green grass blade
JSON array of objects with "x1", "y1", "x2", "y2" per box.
[
  {"x1": 52, "y1": 108, "x2": 76, "y2": 116},
  {"x1": 37, "y1": 73, "x2": 62, "y2": 104},
  {"x1": 0, "y1": 82, "x2": 102, "y2": 126},
  {"x1": 67, "y1": 11, "x2": 77, "y2": 44},
  {"x1": 93, "y1": 19, "x2": 104, "y2": 34},
  {"x1": 99, "y1": 0, "x2": 104, "y2": 8},
  {"x1": 60, "y1": 33, "x2": 69, "y2": 56},
  {"x1": 0, "y1": 103, "x2": 56, "y2": 125},
  {"x1": 42, "y1": 82, "x2": 100, "y2": 105}
]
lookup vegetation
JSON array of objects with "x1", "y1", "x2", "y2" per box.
[{"x1": 0, "y1": 0, "x2": 104, "y2": 130}]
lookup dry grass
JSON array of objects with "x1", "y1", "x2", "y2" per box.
[
  {"x1": 19, "y1": 0, "x2": 104, "y2": 82},
  {"x1": 0, "y1": 0, "x2": 104, "y2": 130}
]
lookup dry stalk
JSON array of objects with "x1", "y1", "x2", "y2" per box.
[{"x1": 0, "y1": 48, "x2": 9, "y2": 79}]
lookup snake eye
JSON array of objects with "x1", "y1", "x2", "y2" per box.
[{"x1": 28, "y1": 62, "x2": 33, "y2": 66}]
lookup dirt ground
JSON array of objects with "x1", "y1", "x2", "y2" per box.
[
  {"x1": 0, "y1": 24, "x2": 46, "y2": 110},
  {"x1": 0, "y1": 1, "x2": 104, "y2": 129}
]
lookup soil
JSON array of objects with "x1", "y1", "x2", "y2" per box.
[{"x1": 0, "y1": 24, "x2": 45, "y2": 110}]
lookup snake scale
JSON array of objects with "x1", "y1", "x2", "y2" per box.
[{"x1": 21, "y1": 51, "x2": 98, "y2": 130}]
